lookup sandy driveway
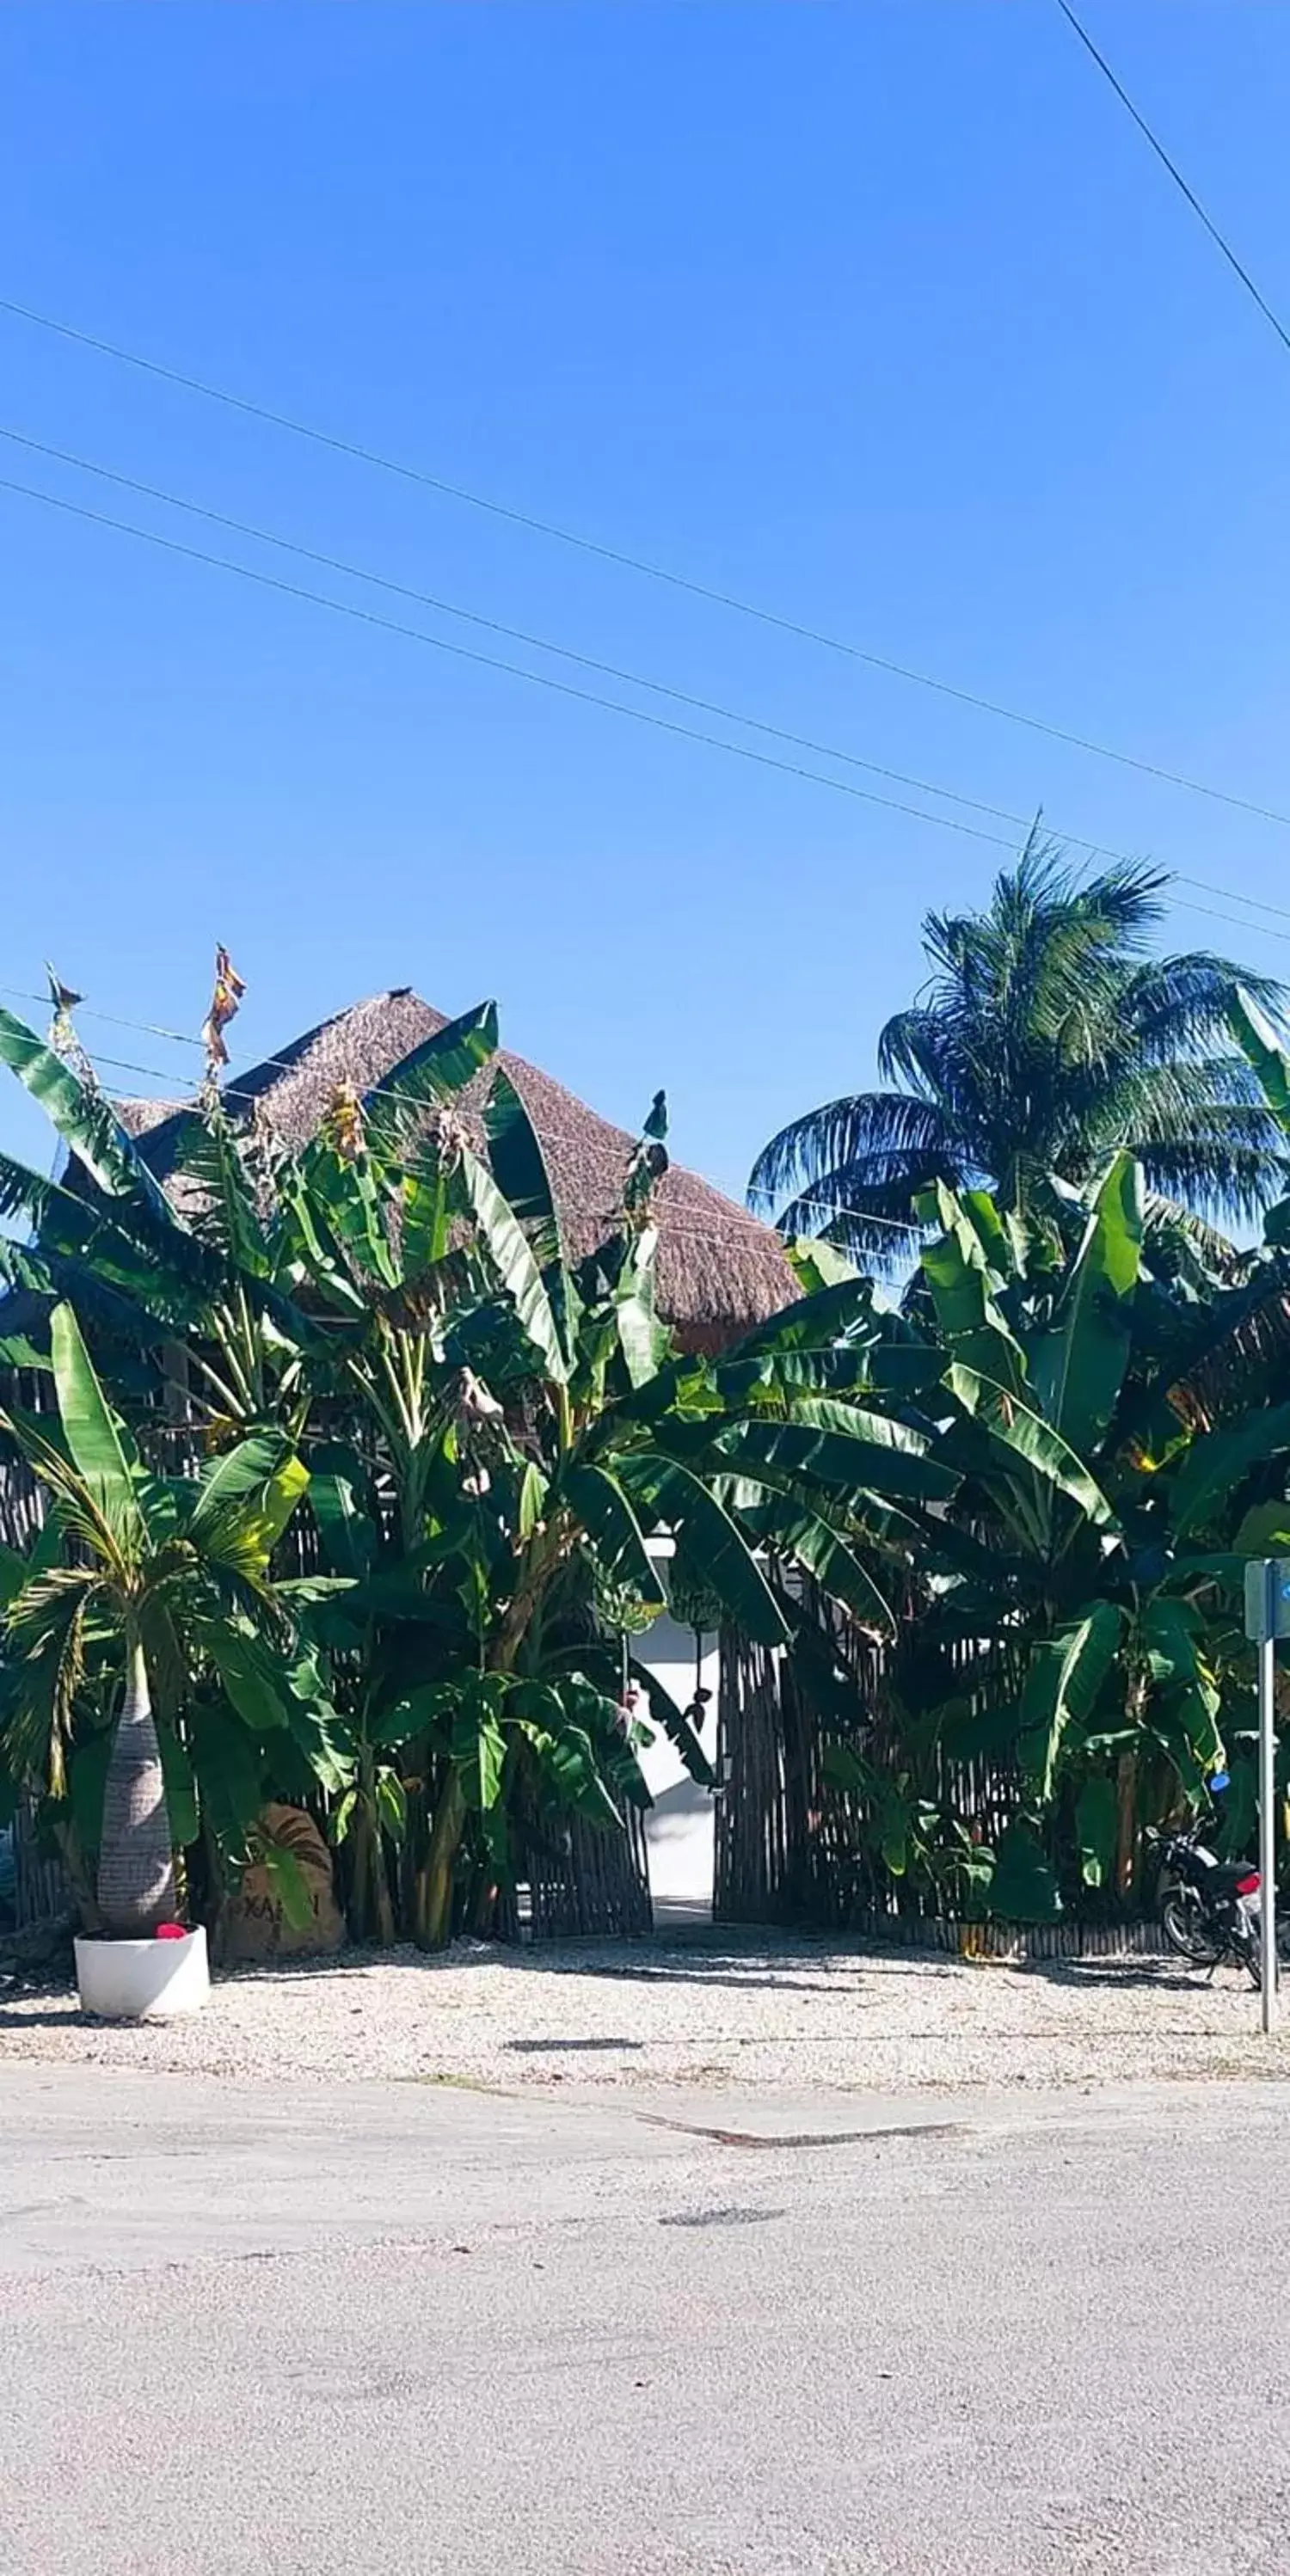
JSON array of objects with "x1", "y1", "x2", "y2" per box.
[{"x1": 3, "y1": 1931, "x2": 1286, "y2": 2093}]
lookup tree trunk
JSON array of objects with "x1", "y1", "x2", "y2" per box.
[
  {"x1": 96, "y1": 1635, "x2": 179, "y2": 1937},
  {"x1": 1115, "y1": 1750, "x2": 1138, "y2": 1901},
  {"x1": 349, "y1": 1787, "x2": 396, "y2": 1947},
  {"x1": 415, "y1": 1769, "x2": 467, "y2": 1951},
  {"x1": 1115, "y1": 1666, "x2": 1148, "y2": 1903}
]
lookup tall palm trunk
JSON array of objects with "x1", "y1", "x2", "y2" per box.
[{"x1": 96, "y1": 1634, "x2": 178, "y2": 1937}]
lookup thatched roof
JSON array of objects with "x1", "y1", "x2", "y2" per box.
[{"x1": 117, "y1": 990, "x2": 796, "y2": 1351}]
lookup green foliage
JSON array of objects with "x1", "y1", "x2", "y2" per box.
[
  {"x1": 13, "y1": 962, "x2": 1290, "y2": 1951},
  {"x1": 1, "y1": 1001, "x2": 931, "y2": 1947},
  {"x1": 863, "y1": 1151, "x2": 1290, "y2": 1918},
  {"x1": 989, "y1": 1819, "x2": 1062, "y2": 1923},
  {"x1": 0, "y1": 1304, "x2": 310, "y2": 1930}
]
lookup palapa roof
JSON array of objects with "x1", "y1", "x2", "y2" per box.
[{"x1": 117, "y1": 990, "x2": 796, "y2": 1352}]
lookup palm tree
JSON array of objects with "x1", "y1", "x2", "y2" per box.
[
  {"x1": 749, "y1": 837, "x2": 1288, "y2": 1267},
  {"x1": 0, "y1": 1303, "x2": 308, "y2": 1936}
]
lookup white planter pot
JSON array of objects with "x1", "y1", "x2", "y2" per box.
[{"x1": 75, "y1": 1926, "x2": 210, "y2": 2021}]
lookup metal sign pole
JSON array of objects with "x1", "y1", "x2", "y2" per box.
[
  {"x1": 1260, "y1": 1561, "x2": 1278, "y2": 2034},
  {"x1": 1243, "y1": 1561, "x2": 1281, "y2": 2033}
]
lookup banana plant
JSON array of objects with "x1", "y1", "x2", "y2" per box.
[
  {"x1": 0, "y1": 990, "x2": 1001, "y2": 1947},
  {"x1": 880, "y1": 1153, "x2": 1290, "y2": 1914},
  {"x1": 253, "y1": 1046, "x2": 967, "y2": 1945},
  {"x1": 0, "y1": 1303, "x2": 311, "y2": 1935}
]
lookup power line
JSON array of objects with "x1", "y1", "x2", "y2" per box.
[
  {"x1": 0, "y1": 425, "x2": 1068, "y2": 842},
  {"x1": 9, "y1": 463, "x2": 1290, "y2": 959},
  {"x1": 9, "y1": 453, "x2": 1287, "y2": 968},
  {"x1": 3, "y1": 289, "x2": 1288, "y2": 832},
  {"x1": 1167, "y1": 893, "x2": 1290, "y2": 949},
  {"x1": 26, "y1": 419, "x2": 1288, "y2": 899},
  {"x1": 10, "y1": 841, "x2": 1290, "y2": 1144},
  {"x1": 0, "y1": 471, "x2": 1029, "y2": 855},
  {"x1": 22, "y1": 418, "x2": 1290, "y2": 935},
  {"x1": 5, "y1": 991, "x2": 205, "y2": 1053},
  {"x1": 25, "y1": 981, "x2": 1290, "y2": 1244},
  {"x1": 745, "y1": 1180, "x2": 917, "y2": 1240},
  {"x1": 1177, "y1": 881, "x2": 1290, "y2": 931},
  {"x1": 0, "y1": 985, "x2": 921, "y2": 1242},
  {"x1": 1054, "y1": 0, "x2": 1290, "y2": 364}
]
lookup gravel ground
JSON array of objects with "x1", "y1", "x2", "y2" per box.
[{"x1": 3, "y1": 1932, "x2": 1288, "y2": 2092}]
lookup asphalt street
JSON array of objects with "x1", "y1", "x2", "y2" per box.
[{"x1": 4, "y1": 2065, "x2": 1290, "y2": 2574}]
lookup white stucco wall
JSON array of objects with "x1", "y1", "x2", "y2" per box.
[{"x1": 633, "y1": 1614, "x2": 721, "y2": 1912}]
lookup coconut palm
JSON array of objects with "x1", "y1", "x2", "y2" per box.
[
  {"x1": 750, "y1": 837, "x2": 1289, "y2": 1267},
  {"x1": 0, "y1": 1303, "x2": 308, "y2": 1935}
]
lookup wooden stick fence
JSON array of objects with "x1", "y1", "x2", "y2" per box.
[{"x1": 713, "y1": 1609, "x2": 1151, "y2": 1950}]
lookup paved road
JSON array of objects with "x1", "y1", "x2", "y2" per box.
[{"x1": 5, "y1": 2066, "x2": 1290, "y2": 2574}]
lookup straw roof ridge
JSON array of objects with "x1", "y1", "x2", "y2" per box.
[{"x1": 115, "y1": 989, "x2": 796, "y2": 1347}]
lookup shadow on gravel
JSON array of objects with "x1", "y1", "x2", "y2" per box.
[
  {"x1": 506, "y1": 2036, "x2": 644, "y2": 2053},
  {"x1": 1020, "y1": 1958, "x2": 1209, "y2": 1994},
  {"x1": 574, "y1": 1964, "x2": 850, "y2": 1995}
]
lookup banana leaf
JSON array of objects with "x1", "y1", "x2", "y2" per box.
[
  {"x1": 0, "y1": 1006, "x2": 177, "y2": 1230},
  {"x1": 615, "y1": 1452, "x2": 788, "y2": 1647},
  {"x1": 988, "y1": 1817, "x2": 1062, "y2": 1923},
  {"x1": 1029, "y1": 1153, "x2": 1143, "y2": 1457},
  {"x1": 1075, "y1": 1774, "x2": 1119, "y2": 1887},
  {"x1": 716, "y1": 1477, "x2": 895, "y2": 1635},
  {"x1": 562, "y1": 1463, "x2": 666, "y2": 1617},
  {"x1": 730, "y1": 1273, "x2": 879, "y2": 1358},
  {"x1": 458, "y1": 1144, "x2": 570, "y2": 1384},
  {"x1": 363, "y1": 1001, "x2": 499, "y2": 1148},
  {"x1": 1017, "y1": 1602, "x2": 1121, "y2": 1800},
  {"x1": 483, "y1": 1068, "x2": 562, "y2": 1260},
  {"x1": 711, "y1": 1414, "x2": 957, "y2": 1506},
  {"x1": 946, "y1": 1364, "x2": 1115, "y2": 1527},
  {"x1": 48, "y1": 1302, "x2": 146, "y2": 1550},
  {"x1": 1171, "y1": 1402, "x2": 1290, "y2": 1540},
  {"x1": 169, "y1": 1109, "x2": 273, "y2": 1277},
  {"x1": 1229, "y1": 989, "x2": 1290, "y2": 1127}
]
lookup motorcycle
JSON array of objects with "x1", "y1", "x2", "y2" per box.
[{"x1": 1149, "y1": 1773, "x2": 1287, "y2": 1985}]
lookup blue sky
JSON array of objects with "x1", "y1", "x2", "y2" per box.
[{"x1": 3, "y1": 3, "x2": 1290, "y2": 1209}]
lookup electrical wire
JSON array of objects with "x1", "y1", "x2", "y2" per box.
[
  {"x1": 31, "y1": 1075, "x2": 924, "y2": 1248},
  {"x1": 16, "y1": 421, "x2": 1290, "y2": 932},
  {"x1": 0, "y1": 424, "x2": 1054, "y2": 843},
  {"x1": 12, "y1": 820, "x2": 1290, "y2": 1126},
  {"x1": 3, "y1": 288, "x2": 1288, "y2": 831},
  {"x1": 0, "y1": 997, "x2": 922, "y2": 1242},
  {"x1": 9, "y1": 462, "x2": 1290, "y2": 969},
  {"x1": 0, "y1": 470, "x2": 1029, "y2": 858},
  {"x1": 13, "y1": 1011, "x2": 1287, "y2": 1250},
  {"x1": 16, "y1": 420, "x2": 1290, "y2": 946},
  {"x1": 1054, "y1": 0, "x2": 1290, "y2": 364},
  {"x1": 1166, "y1": 895, "x2": 1290, "y2": 948}
]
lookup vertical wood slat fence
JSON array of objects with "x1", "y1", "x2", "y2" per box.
[
  {"x1": 715, "y1": 1620, "x2": 1042, "y2": 1947},
  {"x1": 714, "y1": 1616, "x2": 1172, "y2": 1956},
  {"x1": 1, "y1": 1379, "x2": 71, "y2": 1931},
  {"x1": 525, "y1": 1808, "x2": 653, "y2": 1941}
]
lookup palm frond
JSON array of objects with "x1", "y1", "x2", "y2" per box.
[
  {"x1": 749, "y1": 1092, "x2": 958, "y2": 1205},
  {"x1": 3, "y1": 1565, "x2": 102, "y2": 1796},
  {"x1": 751, "y1": 833, "x2": 1290, "y2": 1248}
]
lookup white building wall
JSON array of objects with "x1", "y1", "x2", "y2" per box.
[{"x1": 633, "y1": 1615, "x2": 720, "y2": 1913}]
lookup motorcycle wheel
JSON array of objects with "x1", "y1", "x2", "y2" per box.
[{"x1": 1160, "y1": 1886, "x2": 1221, "y2": 1966}]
